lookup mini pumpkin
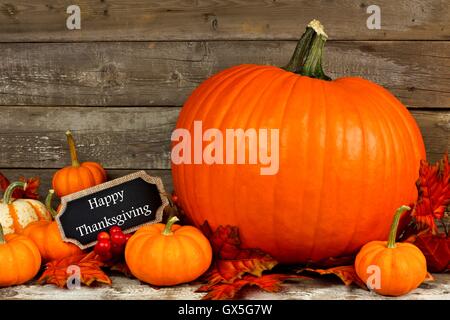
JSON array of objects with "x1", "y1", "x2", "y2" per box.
[
  {"x1": 21, "y1": 189, "x2": 83, "y2": 262},
  {"x1": 125, "y1": 216, "x2": 212, "y2": 286},
  {"x1": 0, "y1": 181, "x2": 51, "y2": 235},
  {"x1": 355, "y1": 205, "x2": 427, "y2": 296},
  {"x1": 52, "y1": 130, "x2": 107, "y2": 197},
  {"x1": 0, "y1": 223, "x2": 41, "y2": 287}
]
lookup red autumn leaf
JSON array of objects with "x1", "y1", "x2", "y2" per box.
[
  {"x1": 197, "y1": 274, "x2": 307, "y2": 300},
  {"x1": 304, "y1": 255, "x2": 356, "y2": 269},
  {"x1": 108, "y1": 261, "x2": 133, "y2": 278},
  {"x1": 298, "y1": 265, "x2": 367, "y2": 289},
  {"x1": 0, "y1": 172, "x2": 10, "y2": 191},
  {"x1": 0, "y1": 172, "x2": 40, "y2": 200},
  {"x1": 200, "y1": 222, "x2": 278, "y2": 283},
  {"x1": 38, "y1": 252, "x2": 112, "y2": 288},
  {"x1": 407, "y1": 232, "x2": 450, "y2": 272},
  {"x1": 413, "y1": 154, "x2": 450, "y2": 233},
  {"x1": 196, "y1": 222, "x2": 292, "y2": 299},
  {"x1": 15, "y1": 176, "x2": 40, "y2": 200}
]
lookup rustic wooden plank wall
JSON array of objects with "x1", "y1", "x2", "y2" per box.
[
  {"x1": 0, "y1": 0, "x2": 449, "y2": 197},
  {"x1": 0, "y1": 0, "x2": 449, "y2": 41}
]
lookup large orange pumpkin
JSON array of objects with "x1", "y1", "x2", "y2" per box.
[{"x1": 171, "y1": 20, "x2": 425, "y2": 264}]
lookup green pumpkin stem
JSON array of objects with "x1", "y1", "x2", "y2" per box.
[
  {"x1": 66, "y1": 130, "x2": 80, "y2": 167},
  {"x1": 162, "y1": 216, "x2": 180, "y2": 236},
  {"x1": 0, "y1": 224, "x2": 5, "y2": 245},
  {"x1": 45, "y1": 189, "x2": 57, "y2": 219},
  {"x1": 283, "y1": 19, "x2": 331, "y2": 81},
  {"x1": 387, "y1": 205, "x2": 411, "y2": 249},
  {"x1": 2, "y1": 181, "x2": 27, "y2": 205}
]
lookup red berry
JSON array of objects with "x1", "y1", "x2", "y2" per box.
[
  {"x1": 97, "y1": 251, "x2": 112, "y2": 262},
  {"x1": 110, "y1": 242, "x2": 124, "y2": 256},
  {"x1": 110, "y1": 226, "x2": 123, "y2": 235},
  {"x1": 97, "y1": 231, "x2": 110, "y2": 241},
  {"x1": 94, "y1": 239, "x2": 111, "y2": 256},
  {"x1": 111, "y1": 232, "x2": 126, "y2": 246},
  {"x1": 124, "y1": 234, "x2": 132, "y2": 242},
  {"x1": 172, "y1": 194, "x2": 178, "y2": 203}
]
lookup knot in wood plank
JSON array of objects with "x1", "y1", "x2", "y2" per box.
[{"x1": 2, "y1": 3, "x2": 17, "y2": 17}]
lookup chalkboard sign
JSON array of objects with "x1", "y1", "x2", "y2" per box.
[{"x1": 56, "y1": 171, "x2": 169, "y2": 249}]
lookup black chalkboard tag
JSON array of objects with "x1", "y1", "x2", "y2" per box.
[{"x1": 56, "y1": 171, "x2": 169, "y2": 249}]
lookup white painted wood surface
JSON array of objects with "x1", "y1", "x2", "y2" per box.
[{"x1": 1, "y1": 274, "x2": 448, "y2": 300}]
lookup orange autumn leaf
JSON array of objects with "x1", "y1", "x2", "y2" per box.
[
  {"x1": 197, "y1": 273, "x2": 307, "y2": 300},
  {"x1": 298, "y1": 265, "x2": 367, "y2": 289},
  {"x1": 413, "y1": 154, "x2": 450, "y2": 233},
  {"x1": 303, "y1": 255, "x2": 356, "y2": 269},
  {"x1": 398, "y1": 153, "x2": 450, "y2": 273},
  {"x1": 214, "y1": 256, "x2": 277, "y2": 283},
  {"x1": 200, "y1": 222, "x2": 278, "y2": 283},
  {"x1": 196, "y1": 222, "x2": 291, "y2": 299},
  {"x1": 38, "y1": 252, "x2": 112, "y2": 288},
  {"x1": 406, "y1": 232, "x2": 450, "y2": 272},
  {"x1": 197, "y1": 278, "x2": 247, "y2": 300}
]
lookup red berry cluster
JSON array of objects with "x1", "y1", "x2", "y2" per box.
[{"x1": 94, "y1": 226, "x2": 132, "y2": 261}]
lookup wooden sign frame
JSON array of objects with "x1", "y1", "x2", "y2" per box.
[{"x1": 56, "y1": 170, "x2": 169, "y2": 249}]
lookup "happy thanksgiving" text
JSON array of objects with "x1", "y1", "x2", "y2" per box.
[{"x1": 75, "y1": 190, "x2": 152, "y2": 237}]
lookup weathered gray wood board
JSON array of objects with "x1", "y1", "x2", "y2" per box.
[
  {"x1": 0, "y1": 108, "x2": 448, "y2": 170},
  {"x1": 0, "y1": 169, "x2": 174, "y2": 195},
  {"x1": 0, "y1": 274, "x2": 448, "y2": 300},
  {"x1": 0, "y1": 41, "x2": 449, "y2": 108},
  {"x1": 414, "y1": 110, "x2": 450, "y2": 163},
  {"x1": 0, "y1": 107, "x2": 178, "y2": 169},
  {"x1": 0, "y1": 0, "x2": 449, "y2": 42}
]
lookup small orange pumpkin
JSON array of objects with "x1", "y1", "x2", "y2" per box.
[
  {"x1": 0, "y1": 223, "x2": 41, "y2": 287},
  {"x1": 52, "y1": 130, "x2": 107, "y2": 197},
  {"x1": 355, "y1": 205, "x2": 427, "y2": 296},
  {"x1": 0, "y1": 181, "x2": 51, "y2": 235},
  {"x1": 21, "y1": 189, "x2": 83, "y2": 262},
  {"x1": 125, "y1": 216, "x2": 212, "y2": 286}
]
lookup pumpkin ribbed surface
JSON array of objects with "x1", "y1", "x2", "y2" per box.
[
  {"x1": 172, "y1": 64, "x2": 425, "y2": 263},
  {"x1": 0, "y1": 233, "x2": 41, "y2": 287},
  {"x1": 52, "y1": 161, "x2": 106, "y2": 197},
  {"x1": 22, "y1": 221, "x2": 82, "y2": 262},
  {"x1": 0, "y1": 199, "x2": 51, "y2": 235},
  {"x1": 125, "y1": 222, "x2": 212, "y2": 286}
]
